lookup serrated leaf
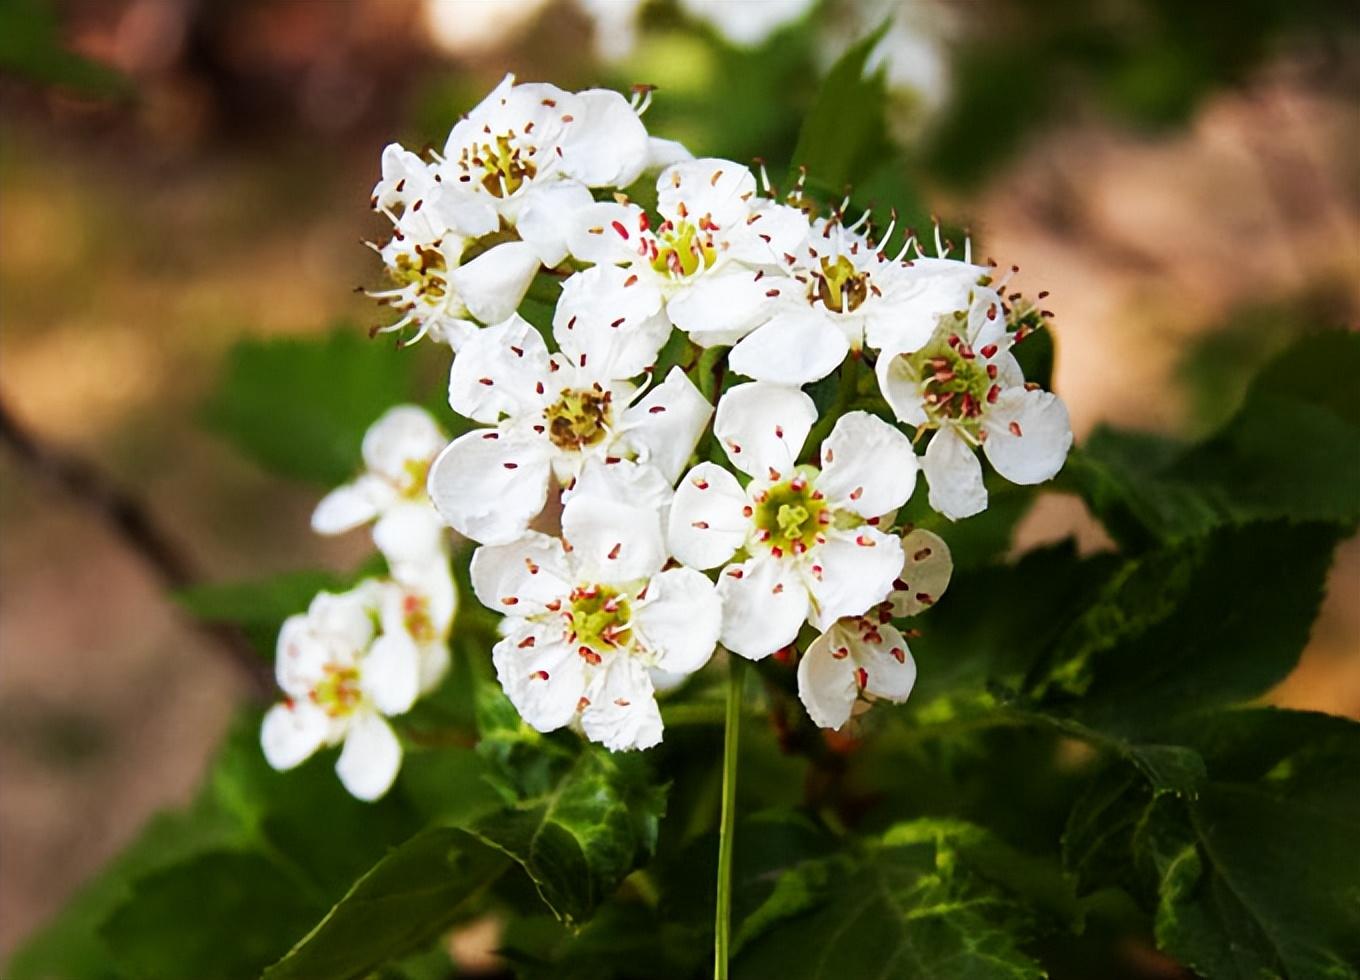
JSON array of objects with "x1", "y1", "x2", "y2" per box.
[
  {"x1": 100, "y1": 850, "x2": 325, "y2": 980},
  {"x1": 262, "y1": 828, "x2": 508, "y2": 980},
  {"x1": 789, "y1": 23, "x2": 890, "y2": 194},
  {"x1": 734, "y1": 820, "x2": 1050, "y2": 980},
  {"x1": 202, "y1": 327, "x2": 421, "y2": 485},
  {"x1": 469, "y1": 747, "x2": 667, "y2": 924}
]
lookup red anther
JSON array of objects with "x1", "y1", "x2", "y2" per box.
[
  {"x1": 624, "y1": 274, "x2": 638, "y2": 287},
  {"x1": 479, "y1": 377, "x2": 494, "y2": 386},
  {"x1": 811, "y1": 564, "x2": 823, "y2": 579},
  {"x1": 987, "y1": 385, "x2": 1001, "y2": 404},
  {"x1": 856, "y1": 534, "x2": 875, "y2": 547},
  {"x1": 518, "y1": 635, "x2": 536, "y2": 649},
  {"x1": 638, "y1": 212, "x2": 649, "y2": 231},
  {"x1": 1009, "y1": 421, "x2": 1023, "y2": 437},
  {"x1": 536, "y1": 381, "x2": 545, "y2": 394},
  {"x1": 578, "y1": 648, "x2": 602, "y2": 665},
  {"x1": 855, "y1": 667, "x2": 869, "y2": 689},
  {"x1": 775, "y1": 425, "x2": 785, "y2": 438},
  {"x1": 501, "y1": 596, "x2": 519, "y2": 606},
  {"x1": 757, "y1": 529, "x2": 771, "y2": 541},
  {"x1": 772, "y1": 645, "x2": 795, "y2": 664},
  {"x1": 890, "y1": 647, "x2": 906, "y2": 664},
  {"x1": 545, "y1": 599, "x2": 562, "y2": 612},
  {"x1": 986, "y1": 364, "x2": 998, "y2": 380},
  {"x1": 770, "y1": 546, "x2": 783, "y2": 559},
  {"x1": 915, "y1": 592, "x2": 934, "y2": 605},
  {"x1": 831, "y1": 646, "x2": 849, "y2": 660},
  {"x1": 510, "y1": 345, "x2": 524, "y2": 357},
  {"x1": 768, "y1": 467, "x2": 781, "y2": 481},
  {"x1": 693, "y1": 476, "x2": 709, "y2": 489},
  {"x1": 818, "y1": 511, "x2": 831, "y2": 525},
  {"x1": 947, "y1": 334, "x2": 961, "y2": 348},
  {"x1": 525, "y1": 558, "x2": 540, "y2": 574},
  {"x1": 742, "y1": 505, "x2": 753, "y2": 517},
  {"x1": 577, "y1": 697, "x2": 590, "y2": 712},
  {"x1": 771, "y1": 582, "x2": 784, "y2": 593},
  {"x1": 610, "y1": 317, "x2": 625, "y2": 328},
  {"x1": 504, "y1": 462, "x2": 518, "y2": 469},
  {"x1": 980, "y1": 343, "x2": 998, "y2": 358},
  {"x1": 692, "y1": 520, "x2": 710, "y2": 529},
  {"x1": 824, "y1": 448, "x2": 834, "y2": 462},
  {"x1": 649, "y1": 405, "x2": 667, "y2": 414},
  {"x1": 533, "y1": 670, "x2": 550, "y2": 681},
  {"x1": 849, "y1": 486, "x2": 863, "y2": 500},
  {"x1": 893, "y1": 577, "x2": 909, "y2": 590},
  {"x1": 790, "y1": 476, "x2": 806, "y2": 492},
  {"x1": 614, "y1": 698, "x2": 631, "y2": 707},
  {"x1": 727, "y1": 568, "x2": 744, "y2": 579},
  {"x1": 730, "y1": 442, "x2": 743, "y2": 454},
  {"x1": 611, "y1": 220, "x2": 629, "y2": 239},
  {"x1": 792, "y1": 541, "x2": 807, "y2": 554},
  {"x1": 607, "y1": 543, "x2": 622, "y2": 560}
]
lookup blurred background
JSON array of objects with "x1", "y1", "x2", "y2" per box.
[{"x1": 1, "y1": 0, "x2": 1356, "y2": 964}]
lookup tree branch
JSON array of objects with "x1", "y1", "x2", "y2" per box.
[{"x1": 0, "y1": 393, "x2": 273, "y2": 699}]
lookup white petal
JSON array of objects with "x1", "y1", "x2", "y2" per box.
[
  {"x1": 631, "y1": 566, "x2": 721, "y2": 675},
  {"x1": 853, "y1": 620, "x2": 917, "y2": 703},
  {"x1": 678, "y1": 0, "x2": 814, "y2": 46},
  {"x1": 559, "y1": 89, "x2": 651, "y2": 188},
  {"x1": 361, "y1": 405, "x2": 446, "y2": 481},
  {"x1": 336, "y1": 712, "x2": 403, "y2": 801},
  {"x1": 658, "y1": 158, "x2": 757, "y2": 232},
  {"x1": 561, "y1": 493, "x2": 666, "y2": 585},
  {"x1": 308, "y1": 589, "x2": 379, "y2": 652},
  {"x1": 492, "y1": 626, "x2": 588, "y2": 733},
  {"x1": 580, "y1": 656, "x2": 663, "y2": 751},
  {"x1": 717, "y1": 555, "x2": 809, "y2": 660},
  {"x1": 447, "y1": 241, "x2": 541, "y2": 325},
  {"x1": 417, "y1": 641, "x2": 451, "y2": 695},
  {"x1": 714, "y1": 382, "x2": 816, "y2": 481},
  {"x1": 889, "y1": 528, "x2": 954, "y2": 617},
  {"x1": 373, "y1": 502, "x2": 446, "y2": 568},
  {"x1": 875, "y1": 351, "x2": 929, "y2": 427},
  {"x1": 515, "y1": 180, "x2": 596, "y2": 267},
  {"x1": 470, "y1": 532, "x2": 572, "y2": 615},
  {"x1": 360, "y1": 632, "x2": 421, "y2": 716},
  {"x1": 806, "y1": 526, "x2": 902, "y2": 630},
  {"x1": 966, "y1": 286, "x2": 1011, "y2": 352},
  {"x1": 618, "y1": 367, "x2": 713, "y2": 483},
  {"x1": 816, "y1": 412, "x2": 918, "y2": 517},
  {"x1": 982, "y1": 388, "x2": 1073, "y2": 486},
  {"x1": 568, "y1": 457, "x2": 674, "y2": 516},
  {"x1": 666, "y1": 462, "x2": 748, "y2": 570},
  {"x1": 725, "y1": 202, "x2": 810, "y2": 266},
  {"x1": 922, "y1": 426, "x2": 987, "y2": 521},
  {"x1": 864, "y1": 258, "x2": 987, "y2": 354},
  {"x1": 797, "y1": 625, "x2": 858, "y2": 730},
  {"x1": 566, "y1": 201, "x2": 639, "y2": 265},
  {"x1": 554, "y1": 265, "x2": 669, "y2": 379},
  {"x1": 261, "y1": 702, "x2": 331, "y2": 771},
  {"x1": 643, "y1": 136, "x2": 694, "y2": 172},
  {"x1": 668, "y1": 268, "x2": 773, "y2": 347},
  {"x1": 311, "y1": 477, "x2": 386, "y2": 535},
  {"x1": 727, "y1": 311, "x2": 849, "y2": 385},
  {"x1": 447, "y1": 313, "x2": 552, "y2": 424},
  {"x1": 427, "y1": 430, "x2": 552, "y2": 544}
]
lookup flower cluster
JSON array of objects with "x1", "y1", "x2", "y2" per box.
[{"x1": 263, "y1": 75, "x2": 1072, "y2": 799}]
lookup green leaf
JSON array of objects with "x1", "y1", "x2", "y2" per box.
[
  {"x1": 100, "y1": 850, "x2": 325, "y2": 980},
  {"x1": 734, "y1": 820, "x2": 1051, "y2": 979},
  {"x1": 202, "y1": 327, "x2": 421, "y2": 485},
  {"x1": 1036, "y1": 521, "x2": 1341, "y2": 736},
  {"x1": 1064, "y1": 709, "x2": 1360, "y2": 979},
  {"x1": 469, "y1": 746, "x2": 668, "y2": 924},
  {"x1": 788, "y1": 23, "x2": 890, "y2": 194},
  {"x1": 263, "y1": 828, "x2": 508, "y2": 980},
  {"x1": 1065, "y1": 331, "x2": 1360, "y2": 545}
]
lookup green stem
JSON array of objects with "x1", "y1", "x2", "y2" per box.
[
  {"x1": 804, "y1": 354, "x2": 861, "y2": 455},
  {"x1": 714, "y1": 653, "x2": 744, "y2": 980}
]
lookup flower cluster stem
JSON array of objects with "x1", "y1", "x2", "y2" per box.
[{"x1": 714, "y1": 652, "x2": 744, "y2": 979}]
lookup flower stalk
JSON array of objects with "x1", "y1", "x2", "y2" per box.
[{"x1": 714, "y1": 651, "x2": 744, "y2": 979}]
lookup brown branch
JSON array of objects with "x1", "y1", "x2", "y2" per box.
[{"x1": 0, "y1": 394, "x2": 273, "y2": 700}]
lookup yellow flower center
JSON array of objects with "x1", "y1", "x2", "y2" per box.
[
  {"x1": 813, "y1": 255, "x2": 869, "y2": 313},
  {"x1": 545, "y1": 388, "x2": 612, "y2": 451},
  {"x1": 904, "y1": 316, "x2": 1000, "y2": 432},
  {"x1": 460, "y1": 134, "x2": 537, "y2": 198},
  {"x1": 752, "y1": 471, "x2": 829, "y2": 555},
  {"x1": 568, "y1": 585, "x2": 631, "y2": 660},
  {"x1": 312, "y1": 663, "x2": 363, "y2": 719},
  {"x1": 391, "y1": 245, "x2": 448, "y2": 302},
  {"x1": 650, "y1": 220, "x2": 717, "y2": 279}
]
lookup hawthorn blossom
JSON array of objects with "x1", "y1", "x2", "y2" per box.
[
  {"x1": 385, "y1": 558, "x2": 457, "y2": 695},
  {"x1": 369, "y1": 74, "x2": 665, "y2": 346},
  {"x1": 472, "y1": 484, "x2": 721, "y2": 751},
  {"x1": 667, "y1": 383, "x2": 919, "y2": 659},
  {"x1": 577, "y1": 0, "x2": 815, "y2": 59},
  {"x1": 261, "y1": 583, "x2": 421, "y2": 801},
  {"x1": 798, "y1": 528, "x2": 952, "y2": 729},
  {"x1": 428, "y1": 312, "x2": 711, "y2": 545},
  {"x1": 566, "y1": 158, "x2": 808, "y2": 343},
  {"x1": 312, "y1": 405, "x2": 449, "y2": 571},
  {"x1": 726, "y1": 216, "x2": 989, "y2": 384},
  {"x1": 876, "y1": 288, "x2": 1072, "y2": 520}
]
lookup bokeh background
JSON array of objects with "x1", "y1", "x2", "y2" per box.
[{"x1": 1, "y1": 0, "x2": 1357, "y2": 965}]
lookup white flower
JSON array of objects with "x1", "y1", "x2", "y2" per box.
[
  {"x1": 876, "y1": 288, "x2": 1073, "y2": 520},
  {"x1": 428, "y1": 312, "x2": 711, "y2": 544},
  {"x1": 567, "y1": 158, "x2": 808, "y2": 344},
  {"x1": 667, "y1": 383, "x2": 919, "y2": 660},
  {"x1": 261, "y1": 583, "x2": 421, "y2": 801},
  {"x1": 679, "y1": 0, "x2": 816, "y2": 47},
  {"x1": 797, "y1": 528, "x2": 952, "y2": 729},
  {"x1": 472, "y1": 482, "x2": 721, "y2": 751},
  {"x1": 726, "y1": 216, "x2": 989, "y2": 385},
  {"x1": 384, "y1": 558, "x2": 457, "y2": 695},
  {"x1": 312, "y1": 406, "x2": 450, "y2": 573}
]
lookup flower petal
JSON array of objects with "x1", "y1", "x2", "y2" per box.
[
  {"x1": 797, "y1": 624, "x2": 858, "y2": 730},
  {"x1": 336, "y1": 712, "x2": 403, "y2": 801},
  {"x1": 666, "y1": 462, "x2": 748, "y2": 570},
  {"x1": 447, "y1": 314, "x2": 552, "y2": 424},
  {"x1": 427, "y1": 429, "x2": 552, "y2": 544},
  {"x1": 854, "y1": 620, "x2": 917, "y2": 703},
  {"x1": 657, "y1": 158, "x2": 757, "y2": 231},
  {"x1": 631, "y1": 566, "x2": 721, "y2": 676},
  {"x1": 447, "y1": 241, "x2": 541, "y2": 325},
  {"x1": 806, "y1": 526, "x2": 902, "y2": 629},
  {"x1": 566, "y1": 201, "x2": 639, "y2": 265},
  {"x1": 982, "y1": 388, "x2": 1073, "y2": 486},
  {"x1": 561, "y1": 493, "x2": 666, "y2": 585},
  {"x1": 865, "y1": 257, "x2": 987, "y2": 355},
  {"x1": 728, "y1": 311, "x2": 849, "y2": 385},
  {"x1": 816, "y1": 411, "x2": 918, "y2": 517},
  {"x1": 559, "y1": 89, "x2": 651, "y2": 188},
  {"x1": 569, "y1": 457, "x2": 674, "y2": 516},
  {"x1": 361, "y1": 405, "x2": 446, "y2": 481},
  {"x1": 261, "y1": 701, "x2": 332, "y2": 772},
  {"x1": 311, "y1": 476, "x2": 387, "y2": 535},
  {"x1": 492, "y1": 625, "x2": 588, "y2": 733},
  {"x1": 726, "y1": 202, "x2": 810, "y2": 266},
  {"x1": 580, "y1": 656, "x2": 663, "y2": 751},
  {"x1": 714, "y1": 382, "x2": 816, "y2": 480},
  {"x1": 922, "y1": 426, "x2": 987, "y2": 521},
  {"x1": 373, "y1": 502, "x2": 446, "y2": 569},
  {"x1": 515, "y1": 180, "x2": 596, "y2": 267},
  {"x1": 668, "y1": 268, "x2": 773, "y2": 347},
  {"x1": 360, "y1": 631, "x2": 421, "y2": 716},
  {"x1": 554, "y1": 265, "x2": 669, "y2": 379},
  {"x1": 618, "y1": 367, "x2": 713, "y2": 483},
  {"x1": 888, "y1": 528, "x2": 954, "y2": 617},
  {"x1": 716, "y1": 555, "x2": 809, "y2": 659},
  {"x1": 470, "y1": 532, "x2": 572, "y2": 615},
  {"x1": 875, "y1": 351, "x2": 929, "y2": 427}
]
